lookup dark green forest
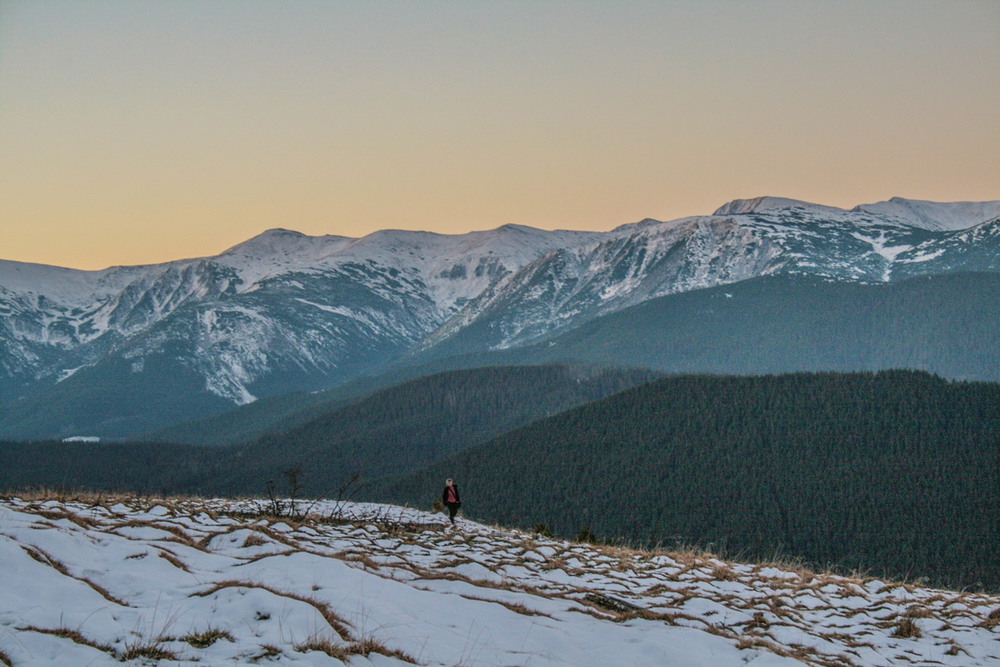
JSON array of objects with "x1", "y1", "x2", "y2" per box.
[
  {"x1": 208, "y1": 365, "x2": 658, "y2": 495},
  {"x1": 0, "y1": 365, "x2": 657, "y2": 496},
  {"x1": 376, "y1": 371, "x2": 1000, "y2": 590},
  {"x1": 1, "y1": 368, "x2": 997, "y2": 590}
]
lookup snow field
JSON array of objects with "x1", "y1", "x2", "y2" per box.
[{"x1": 0, "y1": 496, "x2": 997, "y2": 666}]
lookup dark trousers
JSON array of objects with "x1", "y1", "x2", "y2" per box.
[{"x1": 445, "y1": 502, "x2": 460, "y2": 523}]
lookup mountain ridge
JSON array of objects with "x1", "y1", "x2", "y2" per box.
[{"x1": 2, "y1": 196, "x2": 998, "y2": 439}]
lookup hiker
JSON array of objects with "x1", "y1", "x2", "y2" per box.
[{"x1": 442, "y1": 478, "x2": 461, "y2": 524}]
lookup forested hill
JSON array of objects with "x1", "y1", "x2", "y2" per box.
[
  {"x1": 0, "y1": 365, "x2": 658, "y2": 497},
  {"x1": 377, "y1": 371, "x2": 1000, "y2": 590},
  {"x1": 501, "y1": 272, "x2": 1000, "y2": 382},
  {"x1": 208, "y1": 365, "x2": 658, "y2": 496}
]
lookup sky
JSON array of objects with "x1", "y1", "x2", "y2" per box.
[{"x1": 1, "y1": 1, "x2": 998, "y2": 271}]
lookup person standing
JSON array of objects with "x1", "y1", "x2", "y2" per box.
[{"x1": 442, "y1": 478, "x2": 461, "y2": 524}]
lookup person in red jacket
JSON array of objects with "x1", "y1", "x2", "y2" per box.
[{"x1": 442, "y1": 478, "x2": 461, "y2": 524}]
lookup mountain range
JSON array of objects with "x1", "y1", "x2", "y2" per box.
[{"x1": 2, "y1": 196, "x2": 998, "y2": 440}]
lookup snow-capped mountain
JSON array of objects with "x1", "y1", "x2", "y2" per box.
[
  {"x1": 422, "y1": 198, "x2": 999, "y2": 351},
  {"x1": 0, "y1": 225, "x2": 603, "y2": 438},
  {"x1": 1, "y1": 197, "x2": 997, "y2": 439},
  {"x1": 852, "y1": 196, "x2": 1000, "y2": 232}
]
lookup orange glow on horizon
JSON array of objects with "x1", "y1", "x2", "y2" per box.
[{"x1": 1, "y1": 1, "x2": 997, "y2": 271}]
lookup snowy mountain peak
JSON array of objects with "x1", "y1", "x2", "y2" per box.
[
  {"x1": 220, "y1": 228, "x2": 353, "y2": 260},
  {"x1": 713, "y1": 196, "x2": 844, "y2": 216},
  {"x1": 852, "y1": 197, "x2": 1000, "y2": 231}
]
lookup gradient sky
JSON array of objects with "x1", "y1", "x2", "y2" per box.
[{"x1": 2, "y1": 1, "x2": 998, "y2": 270}]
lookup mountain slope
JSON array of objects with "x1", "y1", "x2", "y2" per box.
[
  {"x1": 0, "y1": 365, "x2": 658, "y2": 492},
  {"x1": 2, "y1": 196, "x2": 998, "y2": 440},
  {"x1": 378, "y1": 371, "x2": 1000, "y2": 590},
  {"x1": 200, "y1": 365, "x2": 659, "y2": 493},
  {"x1": 2, "y1": 369, "x2": 997, "y2": 591},
  {"x1": 852, "y1": 196, "x2": 1000, "y2": 231},
  {"x1": 420, "y1": 201, "x2": 1000, "y2": 353},
  {"x1": 5, "y1": 496, "x2": 998, "y2": 666},
  {"x1": 473, "y1": 271, "x2": 1000, "y2": 382},
  {"x1": 0, "y1": 226, "x2": 602, "y2": 439}
]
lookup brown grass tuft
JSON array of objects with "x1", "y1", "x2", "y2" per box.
[
  {"x1": 295, "y1": 634, "x2": 348, "y2": 659},
  {"x1": 892, "y1": 617, "x2": 923, "y2": 639},
  {"x1": 251, "y1": 644, "x2": 283, "y2": 662},
  {"x1": 242, "y1": 532, "x2": 269, "y2": 548},
  {"x1": 348, "y1": 637, "x2": 419, "y2": 663},
  {"x1": 119, "y1": 640, "x2": 179, "y2": 662},
  {"x1": 157, "y1": 549, "x2": 191, "y2": 572},
  {"x1": 183, "y1": 626, "x2": 236, "y2": 648},
  {"x1": 904, "y1": 604, "x2": 933, "y2": 619}
]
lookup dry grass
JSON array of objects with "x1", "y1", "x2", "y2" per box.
[
  {"x1": 944, "y1": 641, "x2": 970, "y2": 657},
  {"x1": 32, "y1": 507, "x2": 103, "y2": 530},
  {"x1": 113, "y1": 518, "x2": 205, "y2": 551},
  {"x1": 904, "y1": 604, "x2": 933, "y2": 619},
  {"x1": 242, "y1": 532, "x2": 270, "y2": 548},
  {"x1": 5, "y1": 488, "x2": 109, "y2": 504},
  {"x1": 981, "y1": 607, "x2": 1000, "y2": 629},
  {"x1": 119, "y1": 640, "x2": 179, "y2": 662},
  {"x1": 711, "y1": 563, "x2": 739, "y2": 581},
  {"x1": 183, "y1": 626, "x2": 236, "y2": 648},
  {"x1": 21, "y1": 624, "x2": 180, "y2": 663},
  {"x1": 18, "y1": 625, "x2": 115, "y2": 656},
  {"x1": 192, "y1": 580, "x2": 354, "y2": 641},
  {"x1": 338, "y1": 552, "x2": 384, "y2": 570},
  {"x1": 157, "y1": 548, "x2": 191, "y2": 572},
  {"x1": 459, "y1": 594, "x2": 553, "y2": 618},
  {"x1": 891, "y1": 617, "x2": 923, "y2": 639},
  {"x1": 21, "y1": 545, "x2": 130, "y2": 607},
  {"x1": 348, "y1": 637, "x2": 419, "y2": 663},
  {"x1": 295, "y1": 634, "x2": 349, "y2": 659},
  {"x1": 294, "y1": 632, "x2": 420, "y2": 663},
  {"x1": 250, "y1": 644, "x2": 283, "y2": 662}
]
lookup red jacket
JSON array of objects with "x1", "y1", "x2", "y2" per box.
[{"x1": 442, "y1": 484, "x2": 461, "y2": 505}]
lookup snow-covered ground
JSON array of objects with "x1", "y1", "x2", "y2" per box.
[{"x1": 0, "y1": 497, "x2": 997, "y2": 666}]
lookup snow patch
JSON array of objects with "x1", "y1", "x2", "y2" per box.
[
  {"x1": 853, "y1": 197, "x2": 1000, "y2": 231},
  {"x1": 1, "y1": 497, "x2": 996, "y2": 667}
]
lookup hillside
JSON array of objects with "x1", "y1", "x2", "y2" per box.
[
  {"x1": 430, "y1": 272, "x2": 1000, "y2": 382},
  {"x1": 209, "y1": 365, "x2": 658, "y2": 495},
  {"x1": 158, "y1": 269, "x2": 1000, "y2": 448},
  {"x1": 378, "y1": 371, "x2": 1000, "y2": 590},
  {"x1": 2, "y1": 495, "x2": 997, "y2": 666},
  {"x1": 145, "y1": 362, "x2": 655, "y2": 448},
  {"x1": 0, "y1": 366, "x2": 658, "y2": 496}
]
